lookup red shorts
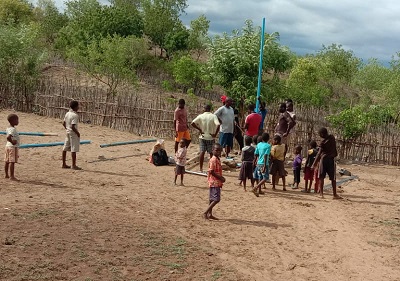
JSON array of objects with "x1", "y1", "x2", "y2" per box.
[{"x1": 304, "y1": 166, "x2": 314, "y2": 181}]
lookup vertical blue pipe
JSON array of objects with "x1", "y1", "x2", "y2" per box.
[{"x1": 255, "y1": 18, "x2": 266, "y2": 113}]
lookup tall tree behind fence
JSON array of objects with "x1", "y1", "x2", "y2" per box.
[{"x1": 1, "y1": 75, "x2": 399, "y2": 165}]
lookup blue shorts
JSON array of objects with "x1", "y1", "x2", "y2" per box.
[
  {"x1": 219, "y1": 132, "x2": 234, "y2": 148},
  {"x1": 253, "y1": 164, "x2": 269, "y2": 180},
  {"x1": 209, "y1": 187, "x2": 221, "y2": 202}
]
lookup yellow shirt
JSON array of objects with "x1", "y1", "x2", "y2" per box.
[{"x1": 271, "y1": 144, "x2": 285, "y2": 161}]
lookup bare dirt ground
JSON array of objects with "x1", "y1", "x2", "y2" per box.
[{"x1": 1, "y1": 111, "x2": 400, "y2": 281}]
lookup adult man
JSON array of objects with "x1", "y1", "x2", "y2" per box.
[
  {"x1": 174, "y1": 99, "x2": 191, "y2": 153},
  {"x1": 214, "y1": 97, "x2": 235, "y2": 158},
  {"x1": 275, "y1": 103, "x2": 295, "y2": 157},
  {"x1": 244, "y1": 104, "x2": 262, "y2": 137},
  {"x1": 191, "y1": 104, "x2": 220, "y2": 172}
]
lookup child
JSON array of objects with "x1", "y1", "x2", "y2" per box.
[
  {"x1": 252, "y1": 133, "x2": 271, "y2": 197},
  {"x1": 312, "y1": 127, "x2": 341, "y2": 199},
  {"x1": 270, "y1": 134, "x2": 286, "y2": 191},
  {"x1": 251, "y1": 135, "x2": 258, "y2": 149},
  {"x1": 204, "y1": 143, "x2": 225, "y2": 220},
  {"x1": 303, "y1": 141, "x2": 318, "y2": 193},
  {"x1": 238, "y1": 136, "x2": 255, "y2": 191},
  {"x1": 4, "y1": 114, "x2": 20, "y2": 180},
  {"x1": 174, "y1": 138, "x2": 187, "y2": 186},
  {"x1": 62, "y1": 100, "x2": 81, "y2": 170},
  {"x1": 291, "y1": 145, "x2": 302, "y2": 189}
]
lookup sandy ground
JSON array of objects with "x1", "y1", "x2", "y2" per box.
[{"x1": 1, "y1": 111, "x2": 400, "y2": 281}]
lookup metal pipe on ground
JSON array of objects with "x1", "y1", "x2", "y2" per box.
[
  {"x1": 20, "y1": 140, "x2": 91, "y2": 149},
  {"x1": 0, "y1": 131, "x2": 58, "y2": 136},
  {"x1": 100, "y1": 139, "x2": 157, "y2": 148}
]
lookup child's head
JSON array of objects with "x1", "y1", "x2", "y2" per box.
[
  {"x1": 318, "y1": 127, "x2": 328, "y2": 139},
  {"x1": 247, "y1": 104, "x2": 255, "y2": 114},
  {"x1": 257, "y1": 136, "x2": 262, "y2": 144},
  {"x1": 286, "y1": 102, "x2": 294, "y2": 112},
  {"x1": 70, "y1": 100, "x2": 79, "y2": 111},
  {"x1": 212, "y1": 143, "x2": 222, "y2": 157},
  {"x1": 252, "y1": 135, "x2": 258, "y2": 145},
  {"x1": 244, "y1": 136, "x2": 252, "y2": 146},
  {"x1": 261, "y1": 132, "x2": 269, "y2": 143},
  {"x1": 7, "y1": 114, "x2": 19, "y2": 126},
  {"x1": 273, "y1": 134, "x2": 281, "y2": 145},
  {"x1": 279, "y1": 102, "x2": 286, "y2": 113},
  {"x1": 179, "y1": 138, "x2": 187, "y2": 148},
  {"x1": 295, "y1": 145, "x2": 302, "y2": 154},
  {"x1": 178, "y1": 99, "x2": 185, "y2": 109},
  {"x1": 260, "y1": 101, "x2": 266, "y2": 110},
  {"x1": 309, "y1": 140, "x2": 317, "y2": 149}
]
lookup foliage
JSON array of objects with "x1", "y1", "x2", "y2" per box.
[
  {"x1": 207, "y1": 20, "x2": 293, "y2": 115},
  {"x1": 0, "y1": 0, "x2": 33, "y2": 25},
  {"x1": 172, "y1": 55, "x2": 205, "y2": 93},
  {"x1": 67, "y1": 35, "x2": 148, "y2": 96},
  {"x1": 164, "y1": 23, "x2": 189, "y2": 57},
  {"x1": 188, "y1": 14, "x2": 210, "y2": 60},
  {"x1": 142, "y1": 0, "x2": 187, "y2": 57}
]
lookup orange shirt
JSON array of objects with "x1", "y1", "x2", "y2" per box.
[{"x1": 208, "y1": 156, "x2": 223, "y2": 188}]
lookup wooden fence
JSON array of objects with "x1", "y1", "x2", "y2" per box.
[{"x1": 1, "y1": 75, "x2": 399, "y2": 165}]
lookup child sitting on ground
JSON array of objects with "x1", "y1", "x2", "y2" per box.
[
  {"x1": 270, "y1": 134, "x2": 287, "y2": 191},
  {"x1": 303, "y1": 140, "x2": 318, "y2": 193},
  {"x1": 252, "y1": 133, "x2": 271, "y2": 197},
  {"x1": 4, "y1": 114, "x2": 20, "y2": 181},
  {"x1": 291, "y1": 145, "x2": 302, "y2": 189},
  {"x1": 174, "y1": 138, "x2": 187, "y2": 186},
  {"x1": 238, "y1": 136, "x2": 255, "y2": 192}
]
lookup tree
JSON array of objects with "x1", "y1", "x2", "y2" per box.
[
  {"x1": 188, "y1": 14, "x2": 210, "y2": 60},
  {"x1": 142, "y1": 0, "x2": 187, "y2": 57},
  {"x1": 0, "y1": 0, "x2": 33, "y2": 24},
  {"x1": 207, "y1": 20, "x2": 292, "y2": 117},
  {"x1": 173, "y1": 55, "x2": 205, "y2": 93}
]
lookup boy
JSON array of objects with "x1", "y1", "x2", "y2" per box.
[
  {"x1": 174, "y1": 138, "x2": 187, "y2": 186},
  {"x1": 291, "y1": 145, "x2": 302, "y2": 189},
  {"x1": 252, "y1": 133, "x2": 271, "y2": 196},
  {"x1": 62, "y1": 100, "x2": 81, "y2": 170},
  {"x1": 303, "y1": 140, "x2": 318, "y2": 193},
  {"x1": 174, "y1": 99, "x2": 191, "y2": 153},
  {"x1": 270, "y1": 134, "x2": 286, "y2": 191},
  {"x1": 312, "y1": 127, "x2": 341, "y2": 199},
  {"x1": 238, "y1": 136, "x2": 255, "y2": 192},
  {"x1": 5, "y1": 114, "x2": 20, "y2": 180},
  {"x1": 204, "y1": 143, "x2": 225, "y2": 220}
]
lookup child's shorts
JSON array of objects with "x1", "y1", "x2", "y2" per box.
[
  {"x1": 63, "y1": 133, "x2": 80, "y2": 153},
  {"x1": 209, "y1": 187, "x2": 221, "y2": 202},
  {"x1": 253, "y1": 164, "x2": 269, "y2": 180},
  {"x1": 238, "y1": 161, "x2": 254, "y2": 180},
  {"x1": 175, "y1": 164, "x2": 185, "y2": 175},
  {"x1": 4, "y1": 147, "x2": 18, "y2": 163},
  {"x1": 304, "y1": 166, "x2": 314, "y2": 181},
  {"x1": 270, "y1": 160, "x2": 285, "y2": 177}
]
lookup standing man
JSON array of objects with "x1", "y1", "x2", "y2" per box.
[
  {"x1": 275, "y1": 103, "x2": 295, "y2": 157},
  {"x1": 174, "y1": 99, "x2": 191, "y2": 153},
  {"x1": 258, "y1": 96, "x2": 268, "y2": 135},
  {"x1": 214, "y1": 97, "x2": 235, "y2": 158},
  {"x1": 191, "y1": 104, "x2": 220, "y2": 172},
  {"x1": 244, "y1": 104, "x2": 262, "y2": 138}
]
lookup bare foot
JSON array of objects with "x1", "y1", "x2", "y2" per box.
[
  {"x1": 62, "y1": 165, "x2": 71, "y2": 169},
  {"x1": 5, "y1": 175, "x2": 9, "y2": 179},
  {"x1": 203, "y1": 213, "x2": 209, "y2": 220},
  {"x1": 179, "y1": 183, "x2": 185, "y2": 186},
  {"x1": 10, "y1": 177, "x2": 19, "y2": 181},
  {"x1": 333, "y1": 195, "x2": 343, "y2": 200},
  {"x1": 209, "y1": 215, "x2": 219, "y2": 220},
  {"x1": 283, "y1": 188, "x2": 287, "y2": 191},
  {"x1": 252, "y1": 188, "x2": 259, "y2": 197}
]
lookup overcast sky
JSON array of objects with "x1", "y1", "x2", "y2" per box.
[{"x1": 47, "y1": 0, "x2": 400, "y2": 64}]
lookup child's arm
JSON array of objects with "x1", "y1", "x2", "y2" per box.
[
  {"x1": 312, "y1": 151, "x2": 321, "y2": 169},
  {"x1": 210, "y1": 170, "x2": 225, "y2": 183},
  {"x1": 6, "y1": 134, "x2": 17, "y2": 145},
  {"x1": 262, "y1": 154, "x2": 268, "y2": 172},
  {"x1": 62, "y1": 120, "x2": 66, "y2": 129},
  {"x1": 71, "y1": 124, "x2": 80, "y2": 138}
]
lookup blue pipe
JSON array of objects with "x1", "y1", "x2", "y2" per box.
[
  {"x1": 20, "y1": 140, "x2": 91, "y2": 149},
  {"x1": 0, "y1": 131, "x2": 58, "y2": 136},
  {"x1": 255, "y1": 18, "x2": 266, "y2": 113},
  {"x1": 100, "y1": 138, "x2": 157, "y2": 148}
]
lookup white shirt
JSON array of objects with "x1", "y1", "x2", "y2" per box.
[
  {"x1": 64, "y1": 109, "x2": 79, "y2": 134},
  {"x1": 191, "y1": 112, "x2": 220, "y2": 140},
  {"x1": 214, "y1": 106, "x2": 235, "y2": 134},
  {"x1": 5, "y1": 127, "x2": 20, "y2": 147}
]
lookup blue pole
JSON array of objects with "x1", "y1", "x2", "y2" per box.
[
  {"x1": 100, "y1": 138, "x2": 157, "y2": 148},
  {"x1": 255, "y1": 18, "x2": 266, "y2": 113},
  {"x1": 0, "y1": 131, "x2": 58, "y2": 136},
  {"x1": 20, "y1": 140, "x2": 91, "y2": 149}
]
